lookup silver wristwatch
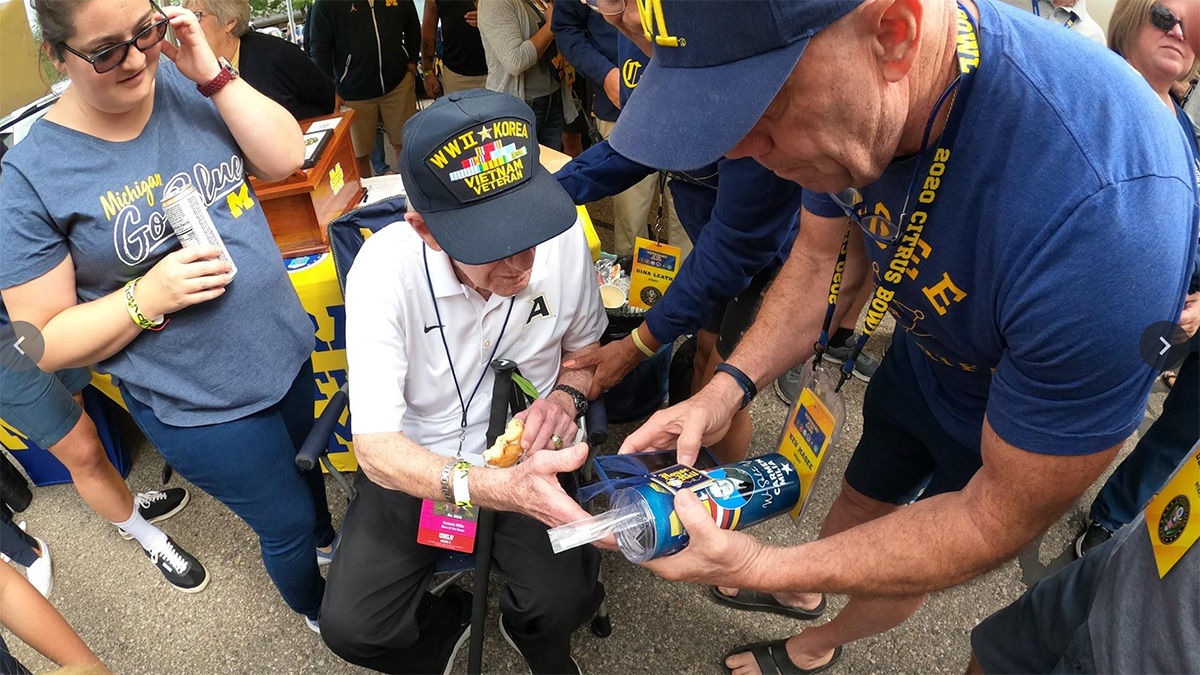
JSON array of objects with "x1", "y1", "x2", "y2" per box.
[{"x1": 439, "y1": 459, "x2": 457, "y2": 502}]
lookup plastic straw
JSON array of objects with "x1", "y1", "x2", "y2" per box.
[{"x1": 548, "y1": 505, "x2": 647, "y2": 554}]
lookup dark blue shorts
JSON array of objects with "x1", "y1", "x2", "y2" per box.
[
  {"x1": 702, "y1": 265, "x2": 779, "y2": 361},
  {"x1": 0, "y1": 364, "x2": 91, "y2": 448},
  {"x1": 844, "y1": 331, "x2": 982, "y2": 504}
]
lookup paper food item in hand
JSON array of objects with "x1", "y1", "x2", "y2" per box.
[{"x1": 484, "y1": 418, "x2": 525, "y2": 468}]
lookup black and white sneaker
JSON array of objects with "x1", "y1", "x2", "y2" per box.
[
  {"x1": 499, "y1": 613, "x2": 582, "y2": 675},
  {"x1": 143, "y1": 536, "x2": 209, "y2": 593},
  {"x1": 1073, "y1": 519, "x2": 1114, "y2": 559},
  {"x1": 430, "y1": 586, "x2": 472, "y2": 675},
  {"x1": 119, "y1": 488, "x2": 190, "y2": 540}
]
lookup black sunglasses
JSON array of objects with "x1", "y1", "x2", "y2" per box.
[
  {"x1": 60, "y1": 0, "x2": 170, "y2": 75},
  {"x1": 1150, "y1": 4, "x2": 1187, "y2": 37}
]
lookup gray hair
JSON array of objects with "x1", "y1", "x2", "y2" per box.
[{"x1": 183, "y1": 0, "x2": 251, "y2": 38}]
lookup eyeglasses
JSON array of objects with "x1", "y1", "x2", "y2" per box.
[
  {"x1": 60, "y1": 0, "x2": 170, "y2": 75},
  {"x1": 829, "y1": 188, "x2": 907, "y2": 247},
  {"x1": 586, "y1": 0, "x2": 627, "y2": 16},
  {"x1": 1150, "y1": 4, "x2": 1186, "y2": 37}
]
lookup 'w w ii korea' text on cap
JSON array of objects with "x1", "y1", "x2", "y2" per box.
[
  {"x1": 609, "y1": 0, "x2": 865, "y2": 171},
  {"x1": 399, "y1": 89, "x2": 577, "y2": 265}
]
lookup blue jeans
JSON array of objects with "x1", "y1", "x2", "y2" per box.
[
  {"x1": 370, "y1": 130, "x2": 390, "y2": 175},
  {"x1": 120, "y1": 361, "x2": 334, "y2": 618},
  {"x1": 526, "y1": 93, "x2": 565, "y2": 152},
  {"x1": 1090, "y1": 338, "x2": 1200, "y2": 532}
]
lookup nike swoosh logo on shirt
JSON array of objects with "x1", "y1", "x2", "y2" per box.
[{"x1": 424, "y1": 324, "x2": 444, "y2": 333}]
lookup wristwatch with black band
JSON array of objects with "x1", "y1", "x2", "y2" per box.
[{"x1": 552, "y1": 384, "x2": 588, "y2": 417}]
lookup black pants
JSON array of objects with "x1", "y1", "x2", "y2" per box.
[{"x1": 321, "y1": 472, "x2": 603, "y2": 674}]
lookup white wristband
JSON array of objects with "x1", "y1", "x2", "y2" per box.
[{"x1": 452, "y1": 464, "x2": 471, "y2": 506}]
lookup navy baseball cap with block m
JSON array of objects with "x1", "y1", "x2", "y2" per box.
[
  {"x1": 399, "y1": 89, "x2": 576, "y2": 265},
  {"x1": 609, "y1": 0, "x2": 865, "y2": 170}
]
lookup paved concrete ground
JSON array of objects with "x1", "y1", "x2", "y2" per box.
[{"x1": 2, "y1": 200, "x2": 1166, "y2": 674}]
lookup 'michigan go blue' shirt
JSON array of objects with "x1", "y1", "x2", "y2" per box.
[
  {"x1": 805, "y1": 0, "x2": 1197, "y2": 456},
  {"x1": 0, "y1": 61, "x2": 313, "y2": 427}
]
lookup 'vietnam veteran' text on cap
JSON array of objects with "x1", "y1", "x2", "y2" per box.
[{"x1": 400, "y1": 89, "x2": 576, "y2": 265}]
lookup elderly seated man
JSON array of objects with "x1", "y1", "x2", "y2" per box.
[{"x1": 320, "y1": 89, "x2": 605, "y2": 675}]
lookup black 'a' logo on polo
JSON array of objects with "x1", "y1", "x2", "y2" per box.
[{"x1": 526, "y1": 295, "x2": 553, "y2": 325}]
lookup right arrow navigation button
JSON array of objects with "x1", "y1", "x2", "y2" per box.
[{"x1": 1140, "y1": 321, "x2": 1189, "y2": 372}]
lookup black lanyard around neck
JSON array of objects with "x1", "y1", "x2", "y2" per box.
[
  {"x1": 423, "y1": 245, "x2": 516, "y2": 456},
  {"x1": 819, "y1": 3, "x2": 982, "y2": 392}
]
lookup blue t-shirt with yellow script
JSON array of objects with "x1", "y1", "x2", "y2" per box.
[
  {"x1": 805, "y1": 0, "x2": 1197, "y2": 456},
  {"x1": 0, "y1": 60, "x2": 313, "y2": 426}
]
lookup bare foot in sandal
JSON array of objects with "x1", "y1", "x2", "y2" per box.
[
  {"x1": 717, "y1": 586, "x2": 824, "y2": 612},
  {"x1": 724, "y1": 636, "x2": 841, "y2": 675}
]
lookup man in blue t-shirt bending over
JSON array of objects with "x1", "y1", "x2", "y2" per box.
[{"x1": 605, "y1": 0, "x2": 1199, "y2": 672}]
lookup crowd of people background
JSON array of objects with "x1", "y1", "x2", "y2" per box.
[{"x1": 0, "y1": 0, "x2": 1197, "y2": 673}]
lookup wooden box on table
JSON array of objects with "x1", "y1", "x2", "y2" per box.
[{"x1": 249, "y1": 111, "x2": 366, "y2": 257}]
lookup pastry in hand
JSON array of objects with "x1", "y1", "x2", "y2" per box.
[{"x1": 484, "y1": 418, "x2": 525, "y2": 468}]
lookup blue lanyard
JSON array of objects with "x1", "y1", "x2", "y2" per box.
[
  {"x1": 423, "y1": 245, "x2": 516, "y2": 456},
  {"x1": 822, "y1": 3, "x2": 982, "y2": 391},
  {"x1": 1031, "y1": 0, "x2": 1040, "y2": 16}
]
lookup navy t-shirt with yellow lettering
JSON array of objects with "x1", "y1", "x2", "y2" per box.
[{"x1": 805, "y1": 0, "x2": 1197, "y2": 456}]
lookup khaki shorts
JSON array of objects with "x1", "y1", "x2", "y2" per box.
[
  {"x1": 344, "y1": 73, "x2": 417, "y2": 157},
  {"x1": 440, "y1": 64, "x2": 488, "y2": 95}
]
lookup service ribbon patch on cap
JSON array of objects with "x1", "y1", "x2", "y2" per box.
[{"x1": 426, "y1": 117, "x2": 533, "y2": 203}]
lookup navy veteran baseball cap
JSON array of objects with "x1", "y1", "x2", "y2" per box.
[
  {"x1": 399, "y1": 89, "x2": 576, "y2": 265},
  {"x1": 609, "y1": 0, "x2": 865, "y2": 170}
]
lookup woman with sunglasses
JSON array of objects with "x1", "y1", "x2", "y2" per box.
[
  {"x1": 1110, "y1": 0, "x2": 1198, "y2": 108},
  {"x1": 1066, "y1": 0, "x2": 1200, "y2": 557},
  {"x1": 0, "y1": 0, "x2": 335, "y2": 632}
]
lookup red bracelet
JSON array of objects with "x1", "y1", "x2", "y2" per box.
[{"x1": 197, "y1": 67, "x2": 233, "y2": 98}]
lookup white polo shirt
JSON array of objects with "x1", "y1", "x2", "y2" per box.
[{"x1": 344, "y1": 218, "x2": 607, "y2": 465}]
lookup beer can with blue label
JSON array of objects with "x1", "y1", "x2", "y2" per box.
[{"x1": 611, "y1": 454, "x2": 802, "y2": 562}]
